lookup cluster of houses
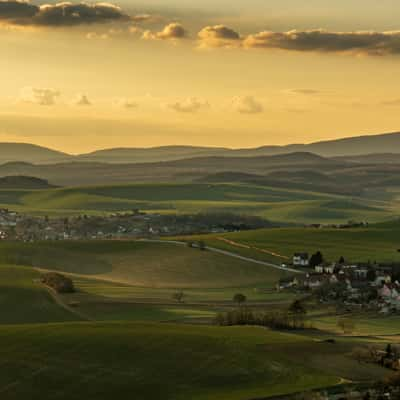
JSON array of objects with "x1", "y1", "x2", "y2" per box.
[
  {"x1": 278, "y1": 252, "x2": 400, "y2": 313},
  {"x1": 0, "y1": 209, "x2": 270, "y2": 241}
]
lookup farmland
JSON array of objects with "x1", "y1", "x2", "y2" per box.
[
  {"x1": 0, "y1": 322, "x2": 387, "y2": 400},
  {"x1": 184, "y1": 220, "x2": 400, "y2": 264},
  {"x1": 0, "y1": 234, "x2": 396, "y2": 399},
  {"x1": 0, "y1": 182, "x2": 392, "y2": 223}
]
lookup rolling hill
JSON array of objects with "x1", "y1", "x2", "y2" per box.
[
  {"x1": 0, "y1": 176, "x2": 56, "y2": 189},
  {"x1": 0, "y1": 240, "x2": 285, "y2": 288},
  {"x1": 0, "y1": 322, "x2": 351, "y2": 400},
  {"x1": 0, "y1": 143, "x2": 70, "y2": 164},
  {"x1": 184, "y1": 220, "x2": 400, "y2": 265},
  {"x1": 0, "y1": 182, "x2": 390, "y2": 223},
  {"x1": 2, "y1": 131, "x2": 400, "y2": 165},
  {"x1": 72, "y1": 131, "x2": 400, "y2": 161},
  {"x1": 0, "y1": 264, "x2": 78, "y2": 324}
]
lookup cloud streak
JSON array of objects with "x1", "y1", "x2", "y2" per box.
[{"x1": 243, "y1": 29, "x2": 400, "y2": 56}]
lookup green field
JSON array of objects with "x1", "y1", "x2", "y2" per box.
[
  {"x1": 0, "y1": 237, "x2": 394, "y2": 400},
  {"x1": 310, "y1": 314, "x2": 400, "y2": 336},
  {"x1": 0, "y1": 182, "x2": 393, "y2": 223},
  {"x1": 185, "y1": 221, "x2": 400, "y2": 264},
  {"x1": 0, "y1": 265, "x2": 78, "y2": 324},
  {"x1": 0, "y1": 240, "x2": 285, "y2": 289},
  {"x1": 0, "y1": 322, "x2": 387, "y2": 400}
]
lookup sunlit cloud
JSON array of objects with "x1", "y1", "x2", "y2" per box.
[
  {"x1": 19, "y1": 86, "x2": 60, "y2": 106},
  {"x1": 142, "y1": 22, "x2": 187, "y2": 40},
  {"x1": 74, "y1": 93, "x2": 91, "y2": 106},
  {"x1": 113, "y1": 98, "x2": 138, "y2": 109},
  {"x1": 167, "y1": 97, "x2": 209, "y2": 113},
  {"x1": 232, "y1": 96, "x2": 263, "y2": 114},
  {"x1": 197, "y1": 25, "x2": 241, "y2": 48}
]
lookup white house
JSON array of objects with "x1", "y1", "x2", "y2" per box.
[
  {"x1": 315, "y1": 264, "x2": 334, "y2": 274},
  {"x1": 293, "y1": 253, "x2": 309, "y2": 267}
]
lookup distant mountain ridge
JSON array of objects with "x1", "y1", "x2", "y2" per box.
[{"x1": 2, "y1": 131, "x2": 400, "y2": 164}]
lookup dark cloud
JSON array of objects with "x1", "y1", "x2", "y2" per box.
[
  {"x1": 0, "y1": 0, "x2": 37, "y2": 20},
  {"x1": 243, "y1": 29, "x2": 400, "y2": 55},
  {"x1": 0, "y1": 1, "x2": 129, "y2": 26}
]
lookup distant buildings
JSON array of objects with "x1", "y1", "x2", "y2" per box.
[{"x1": 293, "y1": 253, "x2": 309, "y2": 267}]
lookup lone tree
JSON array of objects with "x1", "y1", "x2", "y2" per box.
[
  {"x1": 41, "y1": 272, "x2": 75, "y2": 294},
  {"x1": 233, "y1": 293, "x2": 247, "y2": 306},
  {"x1": 289, "y1": 299, "x2": 307, "y2": 315},
  {"x1": 172, "y1": 291, "x2": 185, "y2": 303},
  {"x1": 309, "y1": 251, "x2": 324, "y2": 268},
  {"x1": 367, "y1": 268, "x2": 377, "y2": 282},
  {"x1": 289, "y1": 299, "x2": 307, "y2": 328}
]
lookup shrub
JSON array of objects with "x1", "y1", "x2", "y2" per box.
[{"x1": 41, "y1": 272, "x2": 75, "y2": 293}]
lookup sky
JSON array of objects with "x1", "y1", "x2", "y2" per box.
[{"x1": 2, "y1": 0, "x2": 400, "y2": 152}]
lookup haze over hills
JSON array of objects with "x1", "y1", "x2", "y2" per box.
[
  {"x1": 0, "y1": 152, "x2": 346, "y2": 186},
  {"x1": 2, "y1": 131, "x2": 400, "y2": 164}
]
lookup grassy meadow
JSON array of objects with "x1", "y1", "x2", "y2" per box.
[
  {"x1": 0, "y1": 240, "x2": 285, "y2": 289},
  {"x1": 0, "y1": 236, "x2": 395, "y2": 399},
  {"x1": 0, "y1": 240, "x2": 291, "y2": 325},
  {"x1": 0, "y1": 265, "x2": 78, "y2": 324},
  {"x1": 0, "y1": 322, "x2": 387, "y2": 400},
  {"x1": 183, "y1": 220, "x2": 400, "y2": 264},
  {"x1": 0, "y1": 182, "x2": 393, "y2": 223}
]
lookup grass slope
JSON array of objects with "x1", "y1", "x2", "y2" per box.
[
  {"x1": 0, "y1": 321, "x2": 382, "y2": 400},
  {"x1": 0, "y1": 241, "x2": 284, "y2": 289},
  {"x1": 185, "y1": 221, "x2": 400, "y2": 264},
  {"x1": 0, "y1": 182, "x2": 392, "y2": 223},
  {"x1": 0, "y1": 265, "x2": 78, "y2": 324}
]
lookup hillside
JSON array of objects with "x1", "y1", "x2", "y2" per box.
[
  {"x1": 74, "y1": 131, "x2": 400, "y2": 161},
  {"x1": 0, "y1": 182, "x2": 389, "y2": 223},
  {"x1": 0, "y1": 240, "x2": 285, "y2": 288},
  {"x1": 0, "y1": 143, "x2": 70, "y2": 164},
  {"x1": 0, "y1": 152, "x2": 347, "y2": 186},
  {"x1": 0, "y1": 264, "x2": 78, "y2": 324},
  {"x1": 2, "y1": 131, "x2": 400, "y2": 165},
  {"x1": 0, "y1": 322, "x2": 350, "y2": 400},
  {"x1": 0, "y1": 175, "x2": 56, "y2": 189},
  {"x1": 184, "y1": 221, "x2": 400, "y2": 265}
]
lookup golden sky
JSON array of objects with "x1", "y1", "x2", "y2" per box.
[{"x1": 1, "y1": 0, "x2": 400, "y2": 152}]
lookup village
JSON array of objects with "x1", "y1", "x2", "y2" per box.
[
  {"x1": 0, "y1": 208, "x2": 270, "y2": 241},
  {"x1": 278, "y1": 251, "x2": 400, "y2": 315}
]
